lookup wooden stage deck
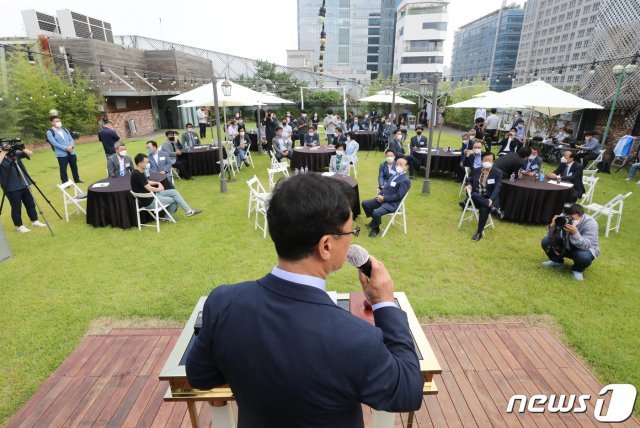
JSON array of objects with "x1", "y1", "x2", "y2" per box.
[{"x1": 7, "y1": 323, "x2": 639, "y2": 427}]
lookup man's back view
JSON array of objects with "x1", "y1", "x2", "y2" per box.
[{"x1": 186, "y1": 174, "x2": 423, "y2": 427}]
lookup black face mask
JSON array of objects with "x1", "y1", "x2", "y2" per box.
[
  {"x1": 416, "y1": 132, "x2": 422, "y2": 135},
  {"x1": 168, "y1": 137, "x2": 175, "y2": 141}
]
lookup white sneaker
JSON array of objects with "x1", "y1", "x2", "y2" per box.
[
  {"x1": 636, "y1": 180, "x2": 640, "y2": 185},
  {"x1": 541, "y1": 260, "x2": 563, "y2": 267},
  {"x1": 572, "y1": 271, "x2": 584, "y2": 281},
  {"x1": 17, "y1": 225, "x2": 31, "y2": 233},
  {"x1": 31, "y1": 220, "x2": 47, "y2": 227},
  {"x1": 625, "y1": 177, "x2": 631, "y2": 181}
]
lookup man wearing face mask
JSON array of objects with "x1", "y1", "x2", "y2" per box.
[
  {"x1": 512, "y1": 110, "x2": 524, "y2": 129},
  {"x1": 181, "y1": 123, "x2": 200, "y2": 150},
  {"x1": 541, "y1": 203, "x2": 599, "y2": 281},
  {"x1": 272, "y1": 127, "x2": 292, "y2": 161},
  {"x1": 330, "y1": 127, "x2": 347, "y2": 147},
  {"x1": 522, "y1": 147, "x2": 542, "y2": 175},
  {"x1": 46, "y1": 114, "x2": 83, "y2": 184},
  {"x1": 464, "y1": 152, "x2": 504, "y2": 241},
  {"x1": 378, "y1": 150, "x2": 397, "y2": 189},
  {"x1": 461, "y1": 141, "x2": 484, "y2": 170},
  {"x1": 162, "y1": 130, "x2": 192, "y2": 180},
  {"x1": 106, "y1": 142, "x2": 133, "y2": 178},
  {"x1": 547, "y1": 151, "x2": 584, "y2": 202},
  {"x1": 498, "y1": 129, "x2": 522, "y2": 157},
  {"x1": 389, "y1": 129, "x2": 420, "y2": 178},
  {"x1": 362, "y1": 158, "x2": 411, "y2": 238},
  {"x1": 233, "y1": 128, "x2": 251, "y2": 168},
  {"x1": 409, "y1": 126, "x2": 427, "y2": 155},
  {"x1": 575, "y1": 130, "x2": 600, "y2": 167},
  {"x1": 350, "y1": 117, "x2": 362, "y2": 132},
  {"x1": 362, "y1": 112, "x2": 371, "y2": 131},
  {"x1": 146, "y1": 141, "x2": 173, "y2": 180},
  {"x1": 329, "y1": 142, "x2": 351, "y2": 175},
  {"x1": 494, "y1": 147, "x2": 532, "y2": 179},
  {"x1": 295, "y1": 111, "x2": 309, "y2": 144},
  {"x1": 303, "y1": 126, "x2": 320, "y2": 147}
]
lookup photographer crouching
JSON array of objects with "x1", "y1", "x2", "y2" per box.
[
  {"x1": 541, "y1": 203, "x2": 599, "y2": 281},
  {"x1": 0, "y1": 143, "x2": 47, "y2": 233}
]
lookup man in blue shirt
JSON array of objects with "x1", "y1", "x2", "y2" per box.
[
  {"x1": 45, "y1": 114, "x2": 83, "y2": 184},
  {"x1": 576, "y1": 130, "x2": 600, "y2": 167},
  {"x1": 97, "y1": 121, "x2": 120, "y2": 157}
]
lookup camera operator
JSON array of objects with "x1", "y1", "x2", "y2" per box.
[
  {"x1": 45, "y1": 114, "x2": 83, "y2": 184},
  {"x1": 0, "y1": 148, "x2": 47, "y2": 233},
  {"x1": 541, "y1": 203, "x2": 599, "y2": 281}
]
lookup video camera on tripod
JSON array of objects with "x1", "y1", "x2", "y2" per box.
[{"x1": 0, "y1": 137, "x2": 27, "y2": 158}]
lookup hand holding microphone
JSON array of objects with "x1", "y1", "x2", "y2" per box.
[{"x1": 347, "y1": 245, "x2": 395, "y2": 306}]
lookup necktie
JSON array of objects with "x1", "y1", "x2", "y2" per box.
[{"x1": 171, "y1": 142, "x2": 176, "y2": 152}]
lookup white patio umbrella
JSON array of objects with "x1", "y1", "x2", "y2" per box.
[
  {"x1": 358, "y1": 92, "x2": 415, "y2": 105},
  {"x1": 472, "y1": 90, "x2": 500, "y2": 98},
  {"x1": 257, "y1": 92, "x2": 295, "y2": 105}
]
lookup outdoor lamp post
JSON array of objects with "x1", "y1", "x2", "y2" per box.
[
  {"x1": 419, "y1": 79, "x2": 428, "y2": 125},
  {"x1": 212, "y1": 74, "x2": 232, "y2": 192},
  {"x1": 600, "y1": 54, "x2": 638, "y2": 150},
  {"x1": 422, "y1": 77, "x2": 439, "y2": 195}
]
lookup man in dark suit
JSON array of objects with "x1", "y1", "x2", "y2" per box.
[
  {"x1": 331, "y1": 127, "x2": 348, "y2": 147},
  {"x1": 409, "y1": 126, "x2": 427, "y2": 154},
  {"x1": 378, "y1": 150, "x2": 397, "y2": 189},
  {"x1": 106, "y1": 142, "x2": 133, "y2": 178},
  {"x1": 389, "y1": 129, "x2": 420, "y2": 178},
  {"x1": 181, "y1": 123, "x2": 200, "y2": 150},
  {"x1": 498, "y1": 129, "x2": 523, "y2": 157},
  {"x1": 522, "y1": 146, "x2": 543, "y2": 175},
  {"x1": 146, "y1": 140, "x2": 173, "y2": 180},
  {"x1": 548, "y1": 150, "x2": 585, "y2": 201},
  {"x1": 363, "y1": 158, "x2": 411, "y2": 238},
  {"x1": 97, "y1": 120, "x2": 120, "y2": 157},
  {"x1": 493, "y1": 147, "x2": 531, "y2": 179},
  {"x1": 464, "y1": 152, "x2": 504, "y2": 241},
  {"x1": 162, "y1": 130, "x2": 191, "y2": 180},
  {"x1": 186, "y1": 174, "x2": 423, "y2": 427}
]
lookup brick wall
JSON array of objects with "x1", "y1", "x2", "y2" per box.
[
  {"x1": 594, "y1": 105, "x2": 640, "y2": 146},
  {"x1": 107, "y1": 110, "x2": 156, "y2": 139}
]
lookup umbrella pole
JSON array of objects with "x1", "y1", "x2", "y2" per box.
[{"x1": 524, "y1": 106, "x2": 535, "y2": 146}]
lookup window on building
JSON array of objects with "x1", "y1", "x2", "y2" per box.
[
  {"x1": 368, "y1": 37, "x2": 379, "y2": 44},
  {"x1": 400, "y1": 56, "x2": 444, "y2": 64},
  {"x1": 587, "y1": 27, "x2": 594, "y2": 35},
  {"x1": 592, "y1": 2, "x2": 600, "y2": 11},
  {"x1": 367, "y1": 46, "x2": 379, "y2": 53},
  {"x1": 422, "y1": 22, "x2": 447, "y2": 31},
  {"x1": 367, "y1": 55, "x2": 378, "y2": 63}
]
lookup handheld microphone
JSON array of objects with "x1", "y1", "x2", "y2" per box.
[{"x1": 347, "y1": 244, "x2": 372, "y2": 278}]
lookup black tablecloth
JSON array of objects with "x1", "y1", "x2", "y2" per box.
[
  {"x1": 352, "y1": 132, "x2": 378, "y2": 151},
  {"x1": 86, "y1": 173, "x2": 171, "y2": 229},
  {"x1": 328, "y1": 173, "x2": 361, "y2": 218},
  {"x1": 182, "y1": 145, "x2": 221, "y2": 176},
  {"x1": 413, "y1": 150, "x2": 460, "y2": 174},
  {"x1": 499, "y1": 176, "x2": 574, "y2": 224},
  {"x1": 291, "y1": 147, "x2": 336, "y2": 171}
]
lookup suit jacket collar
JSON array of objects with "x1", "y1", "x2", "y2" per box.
[{"x1": 257, "y1": 273, "x2": 336, "y2": 307}]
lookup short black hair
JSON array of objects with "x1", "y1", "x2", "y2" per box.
[
  {"x1": 385, "y1": 149, "x2": 395, "y2": 155},
  {"x1": 482, "y1": 152, "x2": 495, "y2": 161},
  {"x1": 267, "y1": 175, "x2": 353, "y2": 261},
  {"x1": 275, "y1": 126, "x2": 283, "y2": 131},
  {"x1": 491, "y1": 108, "x2": 497, "y2": 113},
  {"x1": 394, "y1": 128, "x2": 403, "y2": 134},
  {"x1": 147, "y1": 140, "x2": 158, "y2": 148},
  {"x1": 327, "y1": 109, "x2": 333, "y2": 115},
  {"x1": 516, "y1": 147, "x2": 532, "y2": 158},
  {"x1": 475, "y1": 117, "x2": 484, "y2": 123},
  {"x1": 563, "y1": 203, "x2": 584, "y2": 216},
  {"x1": 584, "y1": 130, "x2": 595, "y2": 137},
  {"x1": 335, "y1": 127, "x2": 342, "y2": 133},
  {"x1": 186, "y1": 123, "x2": 193, "y2": 127},
  {"x1": 347, "y1": 132, "x2": 356, "y2": 139},
  {"x1": 335, "y1": 141, "x2": 345, "y2": 150},
  {"x1": 134, "y1": 153, "x2": 148, "y2": 165},
  {"x1": 300, "y1": 110, "x2": 306, "y2": 114},
  {"x1": 564, "y1": 128, "x2": 574, "y2": 135},
  {"x1": 516, "y1": 110, "x2": 522, "y2": 114}
]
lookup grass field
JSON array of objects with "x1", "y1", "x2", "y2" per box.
[{"x1": 0, "y1": 128, "x2": 638, "y2": 423}]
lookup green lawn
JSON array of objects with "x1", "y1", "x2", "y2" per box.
[{"x1": 0, "y1": 129, "x2": 638, "y2": 423}]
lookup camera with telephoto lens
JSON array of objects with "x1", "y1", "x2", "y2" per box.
[
  {"x1": 0, "y1": 137, "x2": 26, "y2": 157},
  {"x1": 555, "y1": 203, "x2": 574, "y2": 228}
]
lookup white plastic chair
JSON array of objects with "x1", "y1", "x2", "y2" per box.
[
  {"x1": 253, "y1": 195, "x2": 268, "y2": 238},
  {"x1": 219, "y1": 143, "x2": 240, "y2": 176},
  {"x1": 268, "y1": 165, "x2": 290, "y2": 189},
  {"x1": 56, "y1": 180, "x2": 87, "y2": 222},
  {"x1": 584, "y1": 151, "x2": 603, "y2": 173},
  {"x1": 458, "y1": 189, "x2": 495, "y2": 231},
  {"x1": 130, "y1": 191, "x2": 176, "y2": 233},
  {"x1": 580, "y1": 176, "x2": 599, "y2": 205},
  {"x1": 458, "y1": 167, "x2": 471, "y2": 196},
  {"x1": 348, "y1": 152, "x2": 359, "y2": 178},
  {"x1": 584, "y1": 192, "x2": 632, "y2": 237},
  {"x1": 246, "y1": 175, "x2": 270, "y2": 219},
  {"x1": 381, "y1": 193, "x2": 409, "y2": 237},
  {"x1": 244, "y1": 147, "x2": 255, "y2": 169},
  {"x1": 270, "y1": 149, "x2": 290, "y2": 168},
  {"x1": 171, "y1": 167, "x2": 181, "y2": 182}
]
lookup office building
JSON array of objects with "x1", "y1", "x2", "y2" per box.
[
  {"x1": 450, "y1": 5, "x2": 524, "y2": 91},
  {"x1": 393, "y1": 0, "x2": 449, "y2": 82}
]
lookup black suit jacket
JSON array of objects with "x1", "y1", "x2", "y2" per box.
[
  {"x1": 499, "y1": 137, "x2": 522, "y2": 153},
  {"x1": 466, "y1": 167, "x2": 503, "y2": 205},
  {"x1": 410, "y1": 135, "x2": 427, "y2": 153},
  {"x1": 186, "y1": 274, "x2": 423, "y2": 428},
  {"x1": 493, "y1": 152, "x2": 525, "y2": 179},
  {"x1": 552, "y1": 162, "x2": 585, "y2": 197}
]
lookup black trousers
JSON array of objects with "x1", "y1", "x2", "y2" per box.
[
  {"x1": 174, "y1": 157, "x2": 191, "y2": 179},
  {"x1": 57, "y1": 153, "x2": 80, "y2": 183},
  {"x1": 199, "y1": 123, "x2": 207, "y2": 139},
  {"x1": 578, "y1": 151, "x2": 598, "y2": 167},
  {"x1": 471, "y1": 192, "x2": 497, "y2": 234},
  {"x1": 6, "y1": 187, "x2": 38, "y2": 227}
]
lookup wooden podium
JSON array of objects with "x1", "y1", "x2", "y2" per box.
[{"x1": 159, "y1": 292, "x2": 441, "y2": 428}]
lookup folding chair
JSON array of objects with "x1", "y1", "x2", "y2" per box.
[
  {"x1": 458, "y1": 167, "x2": 471, "y2": 196},
  {"x1": 130, "y1": 191, "x2": 176, "y2": 233},
  {"x1": 458, "y1": 189, "x2": 495, "y2": 231},
  {"x1": 270, "y1": 149, "x2": 290, "y2": 168},
  {"x1": 171, "y1": 167, "x2": 181, "y2": 181},
  {"x1": 246, "y1": 175, "x2": 270, "y2": 219},
  {"x1": 268, "y1": 165, "x2": 290, "y2": 189},
  {"x1": 381, "y1": 193, "x2": 409, "y2": 237},
  {"x1": 580, "y1": 176, "x2": 599, "y2": 205},
  {"x1": 253, "y1": 194, "x2": 269, "y2": 238},
  {"x1": 584, "y1": 152, "x2": 603, "y2": 174},
  {"x1": 244, "y1": 147, "x2": 255, "y2": 169},
  {"x1": 56, "y1": 180, "x2": 87, "y2": 222},
  {"x1": 348, "y1": 152, "x2": 359, "y2": 178},
  {"x1": 584, "y1": 192, "x2": 632, "y2": 237}
]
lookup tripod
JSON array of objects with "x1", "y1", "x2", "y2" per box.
[{"x1": 0, "y1": 155, "x2": 61, "y2": 237}]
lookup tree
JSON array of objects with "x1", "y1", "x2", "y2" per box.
[
  {"x1": 237, "y1": 60, "x2": 301, "y2": 103},
  {"x1": 305, "y1": 90, "x2": 341, "y2": 109},
  {"x1": 443, "y1": 78, "x2": 489, "y2": 130}
]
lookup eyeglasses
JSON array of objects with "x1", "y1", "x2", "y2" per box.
[{"x1": 333, "y1": 224, "x2": 360, "y2": 237}]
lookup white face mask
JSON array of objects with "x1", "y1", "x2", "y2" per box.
[
  {"x1": 239, "y1": 132, "x2": 245, "y2": 137},
  {"x1": 54, "y1": 122, "x2": 62, "y2": 128},
  {"x1": 336, "y1": 150, "x2": 344, "y2": 156},
  {"x1": 308, "y1": 132, "x2": 314, "y2": 136},
  {"x1": 482, "y1": 161, "x2": 493, "y2": 169},
  {"x1": 560, "y1": 157, "x2": 568, "y2": 164},
  {"x1": 144, "y1": 163, "x2": 150, "y2": 171},
  {"x1": 187, "y1": 128, "x2": 193, "y2": 132},
  {"x1": 529, "y1": 155, "x2": 536, "y2": 160},
  {"x1": 396, "y1": 166, "x2": 406, "y2": 174},
  {"x1": 386, "y1": 156, "x2": 394, "y2": 163},
  {"x1": 119, "y1": 150, "x2": 128, "y2": 157},
  {"x1": 473, "y1": 148, "x2": 482, "y2": 155}
]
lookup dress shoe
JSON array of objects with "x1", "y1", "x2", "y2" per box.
[
  {"x1": 76, "y1": 180, "x2": 85, "y2": 184},
  {"x1": 186, "y1": 209, "x2": 203, "y2": 217},
  {"x1": 368, "y1": 228, "x2": 379, "y2": 238},
  {"x1": 244, "y1": 160, "x2": 250, "y2": 167},
  {"x1": 458, "y1": 200, "x2": 466, "y2": 209},
  {"x1": 365, "y1": 222, "x2": 373, "y2": 230},
  {"x1": 492, "y1": 207, "x2": 505, "y2": 219},
  {"x1": 472, "y1": 232, "x2": 483, "y2": 241}
]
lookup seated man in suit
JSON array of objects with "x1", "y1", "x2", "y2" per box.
[
  {"x1": 575, "y1": 130, "x2": 600, "y2": 167},
  {"x1": 330, "y1": 127, "x2": 348, "y2": 147},
  {"x1": 272, "y1": 126, "x2": 293, "y2": 161},
  {"x1": 409, "y1": 126, "x2": 428, "y2": 154},
  {"x1": 181, "y1": 123, "x2": 200, "y2": 150},
  {"x1": 130, "y1": 153, "x2": 202, "y2": 218},
  {"x1": 186, "y1": 173, "x2": 423, "y2": 427},
  {"x1": 493, "y1": 147, "x2": 531, "y2": 179},
  {"x1": 349, "y1": 116, "x2": 362, "y2": 132},
  {"x1": 389, "y1": 129, "x2": 420, "y2": 179},
  {"x1": 303, "y1": 126, "x2": 320, "y2": 147},
  {"x1": 233, "y1": 128, "x2": 252, "y2": 168},
  {"x1": 378, "y1": 150, "x2": 397, "y2": 190},
  {"x1": 522, "y1": 146, "x2": 543, "y2": 175},
  {"x1": 463, "y1": 152, "x2": 504, "y2": 241},
  {"x1": 146, "y1": 140, "x2": 173, "y2": 180},
  {"x1": 161, "y1": 130, "x2": 191, "y2": 180},
  {"x1": 461, "y1": 140, "x2": 484, "y2": 170},
  {"x1": 107, "y1": 142, "x2": 133, "y2": 178},
  {"x1": 498, "y1": 129, "x2": 522, "y2": 157},
  {"x1": 547, "y1": 150, "x2": 585, "y2": 202},
  {"x1": 329, "y1": 142, "x2": 351, "y2": 175},
  {"x1": 363, "y1": 157, "x2": 411, "y2": 238}
]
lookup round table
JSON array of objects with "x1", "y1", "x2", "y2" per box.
[
  {"x1": 182, "y1": 145, "x2": 221, "y2": 176},
  {"x1": 413, "y1": 149, "x2": 460, "y2": 174},
  {"x1": 327, "y1": 173, "x2": 361, "y2": 218},
  {"x1": 86, "y1": 173, "x2": 171, "y2": 229},
  {"x1": 291, "y1": 146, "x2": 336, "y2": 171},
  {"x1": 352, "y1": 131, "x2": 378, "y2": 151},
  {"x1": 499, "y1": 175, "x2": 575, "y2": 224}
]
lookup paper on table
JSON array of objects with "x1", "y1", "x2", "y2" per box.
[
  {"x1": 322, "y1": 172, "x2": 335, "y2": 177},
  {"x1": 92, "y1": 182, "x2": 110, "y2": 188},
  {"x1": 310, "y1": 146, "x2": 320, "y2": 150},
  {"x1": 548, "y1": 180, "x2": 574, "y2": 187}
]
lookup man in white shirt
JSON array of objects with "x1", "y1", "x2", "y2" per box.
[
  {"x1": 197, "y1": 107, "x2": 208, "y2": 139},
  {"x1": 483, "y1": 108, "x2": 500, "y2": 150},
  {"x1": 106, "y1": 142, "x2": 133, "y2": 178}
]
